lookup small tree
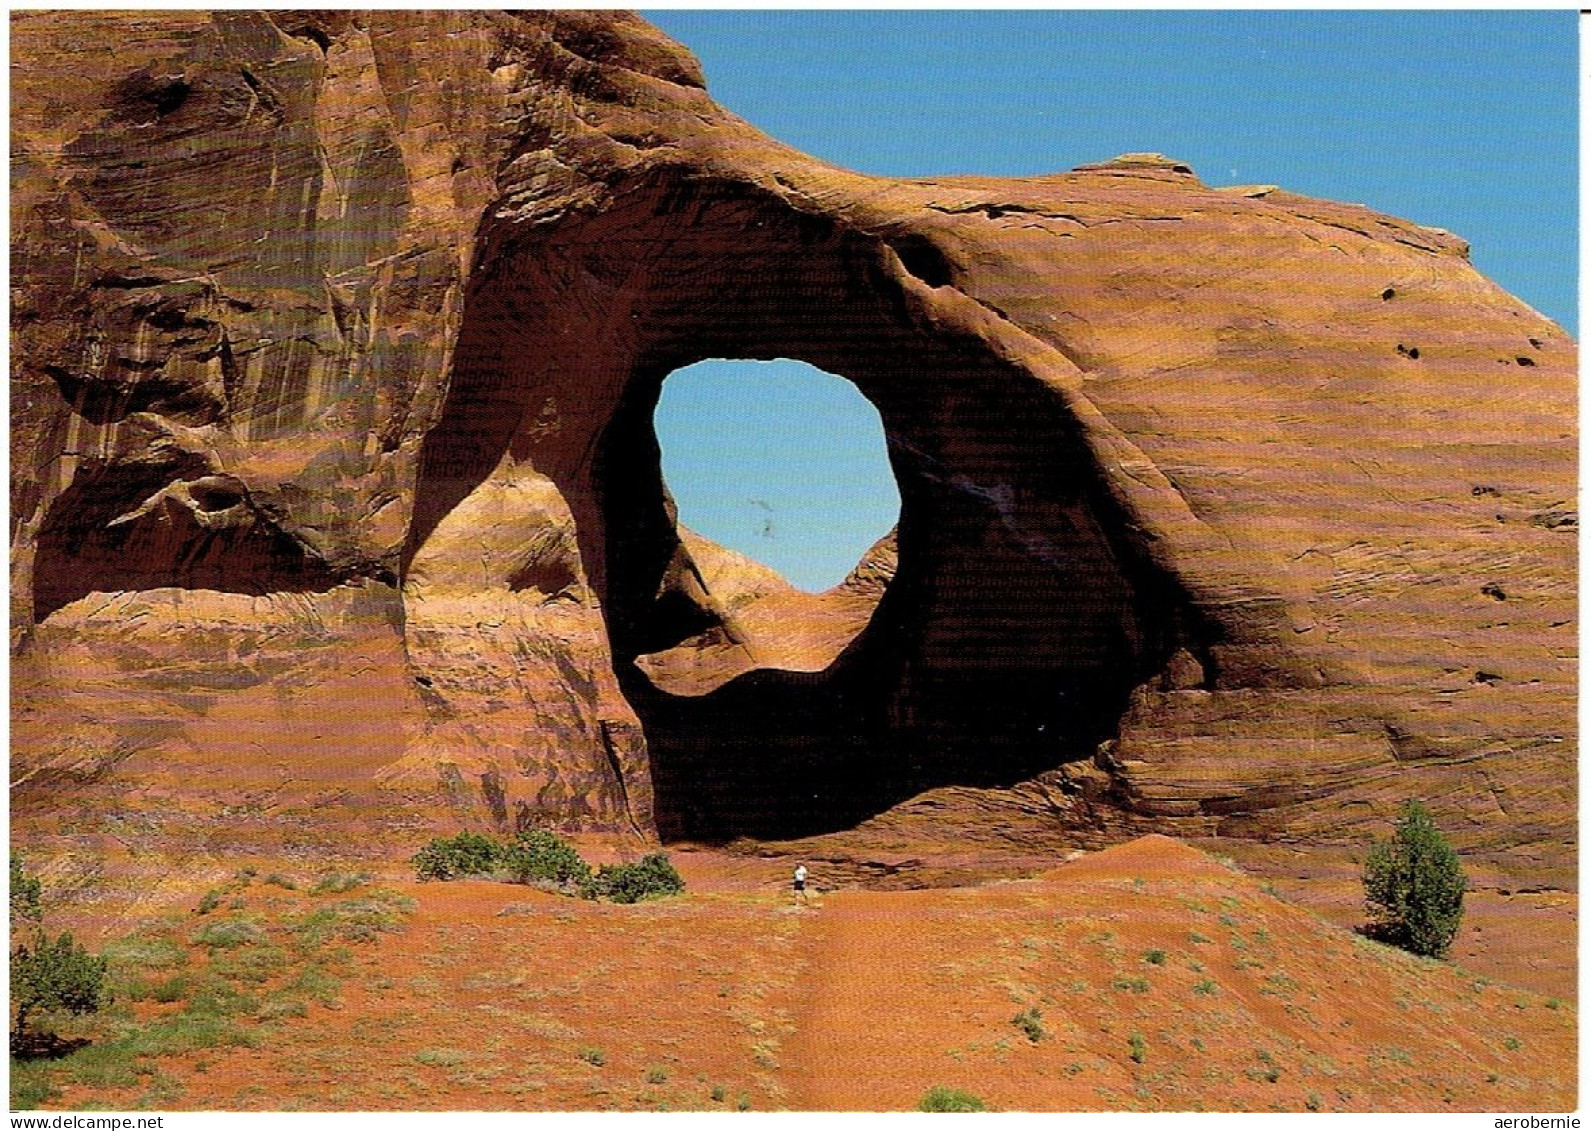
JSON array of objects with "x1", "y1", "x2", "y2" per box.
[
  {"x1": 1363, "y1": 800, "x2": 1466, "y2": 958},
  {"x1": 9, "y1": 855, "x2": 109, "y2": 1039},
  {"x1": 12, "y1": 932, "x2": 109, "y2": 1037}
]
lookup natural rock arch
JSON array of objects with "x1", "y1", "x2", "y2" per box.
[
  {"x1": 9, "y1": 12, "x2": 1574, "y2": 901},
  {"x1": 403, "y1": 169, "x2": 1230, "y2": 838}
]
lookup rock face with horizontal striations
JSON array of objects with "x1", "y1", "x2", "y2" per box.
[{"x1": 11, "y1": 12, "x2": 1575, "y2": 901}]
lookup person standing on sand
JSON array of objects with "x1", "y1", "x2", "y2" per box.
[{"x1": 793, "y1": 863, "x2": 809, "y2": 905}]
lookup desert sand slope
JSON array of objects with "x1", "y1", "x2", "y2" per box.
[
  {"x1": 15, "y1": 838, "x2": 1573, "y2": 1113},
  {"x1": 787, "y1": 835, "x2": 1574, "y2": 1111}
]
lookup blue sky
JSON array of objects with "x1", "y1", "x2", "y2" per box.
[
  {"x1": 644, "y1": 10, "x2": 1579, "y2": 592},
  {"x1": 656, "y1": 360, "x2": 899, "y2": 591}
]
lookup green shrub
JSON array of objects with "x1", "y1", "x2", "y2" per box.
[
  {"x1": 1128, "y1": 1033, "x2": 1147, "y2": 1064},
  {"x1": 1010, "y1": 1007, "x2": 1046, "y2": 1043},
  {"x1": 411, "y1": 831, "x2": 504, "y2": 881},
  {"x1": 210, "y1": 941, "x2": 288, "y2": 985},
  {"x1": 9, "y1": 856, "x2": 110, "y2": 1041},
  {"x1": 1250, "y1": 1049, "x2": 1281, "y2": 1083},
  {"x1": 310, "y1": 872, "x2": 371, "y2": 896},
  {"x1": 258, "y1": 995, "x2": 309, "y2": 1021},
  {"x1": 579, "y1": 853, "x2": 684, "y2": 904},
  {"x1": 577, "y1": 1046, "x2": 606, "y2": 1067},
  {"x1": 1144, "y1": 949, "x2": 1168, "y2": 965},
  {"x1": 918, "y1": 1086, "x2": 989, "y2": 1112},
  {"x1": 196, "y1": 889, "x2": 222, "y2": 915},
  {"x1": 12, "y1": 931, "x2": 110, "y2": 1035},
  {"x1": 119, "y1": 974, "x2": 157, "y2": 1003},
  {"x1": 185, "y1": 980, "x2": 261, "y2": 1021},
  {"x1": 504, "y1": 830, "x2": 592, "y2": 889},
  {"x1": 151, "y1": 976, "x2": 191, "y2": 1004},
  {"x1": 293, "y1": 891, "x2": 414, "y2": 947},
  {"x1": 287, "y1": 962, "x2": 341, "y2": 1006},
  {"x1": 415, "y1": 1048, "x2": 469, "y2": 1067},
  {"x1": 103, "y1": 936, "x2": 188, "y2": 972},
  {"x1": 190, "y1": 918, "x2": 265, "y2": 951},
  {"x1": 1363, "y1": 800, "x2": 1467, "y2": 958}
]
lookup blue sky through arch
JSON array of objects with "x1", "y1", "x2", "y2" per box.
[{"x1": 654, "y1": 360, "x2": 901, "y2": 594}]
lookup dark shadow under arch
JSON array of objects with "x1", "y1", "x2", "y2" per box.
[{"x1": 406, "y1": 167, "x2": 1201, "y2": 842}]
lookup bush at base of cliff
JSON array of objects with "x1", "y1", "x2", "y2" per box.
[
  {"x1": 411, "y1": 832, "x2": 504, "y2": 881},
  {"x1": 1362, "y1": 800, "x2": 1467, "y2": 959},
  {"x1": 504, "y1": 830, "x2": 592, "y2": 890},
  {"x1": 579, "y1": 853, "x2": 685, "y2": 904}
]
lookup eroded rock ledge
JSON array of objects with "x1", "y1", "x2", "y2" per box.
[{"x1": 11, "y1": 12, "x2": 1575, "y2": 897}]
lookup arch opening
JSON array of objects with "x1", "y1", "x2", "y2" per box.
[
  {"x1": 408, "y1": 172, "x2": 1197, "y2": 843},
  {"x1": 653, "y1": 357, "x2": 900, "y2": 596},
  {"x1": 600, "y1": 353, "x2": 904, "y2": 696}
]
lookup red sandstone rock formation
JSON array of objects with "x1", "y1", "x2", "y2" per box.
[{"x1": 11, "y1": 12, "x2": 1575, "y2": 896}]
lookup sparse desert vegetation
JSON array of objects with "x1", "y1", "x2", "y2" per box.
[
  {"x1": 7, "y1": 837, "x2": 1576, "y2": 1113},
  {"x1": 411, "y1": 830, "x2": 685, "y2": 904},
  {"x1": 1010, "y1": 1007, "x2": 1047, "y2": 1044},
  {"x1": 919, "y1": 1086, "x2": 990, "y2": 1112},
  {"x1": 8, "y1": 864, "x2": 421, "y2": 1111}
]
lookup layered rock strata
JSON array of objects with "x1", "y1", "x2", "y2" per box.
[{"x1": 11, "y1": 12, "x2": 1575, "y2": 893}]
